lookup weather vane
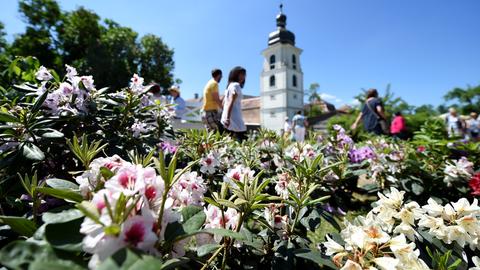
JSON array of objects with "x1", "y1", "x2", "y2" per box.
[{"x1": 279, "y1": 3, "x2": 283, "y2": 13}]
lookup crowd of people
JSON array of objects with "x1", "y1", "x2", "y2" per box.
[
  {"x1": 149, "y1": 77, "x2": 479, "y2": 143},
  {"x1": 351, "y1": 88, "x2": 479, "y2": 142}
]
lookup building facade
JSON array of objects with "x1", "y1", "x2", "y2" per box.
[{"x1": 260, "y1": 6, "x2": 304, "y2": 131}]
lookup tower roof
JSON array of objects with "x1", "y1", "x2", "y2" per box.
[{"x1": 268, "y1": 4, "x2": 295, "y2": 46}]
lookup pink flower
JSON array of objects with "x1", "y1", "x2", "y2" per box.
[
  {"x1": 200, "y1": 153, "x2": 219, "y2": 175},
  {"x1": 224, "y1": 165, "x2": 255, "y2": 186},
  {"x1": 469, "y1": 173, "x2": 480, "y2": 196},
  {"x1": 121, "y1": 215, "x2": 157, "y2": 250},
  {"x1": 105, "y1": 164, "x2": 145, "y2": 196}
]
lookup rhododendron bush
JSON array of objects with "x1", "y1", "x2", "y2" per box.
[{"x1": 1, "y1": 60, "x2": 480, "y2": 269}]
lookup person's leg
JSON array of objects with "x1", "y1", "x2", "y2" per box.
[{"x1": 298, "y1": 127, "x2": 306, "y2": 142}]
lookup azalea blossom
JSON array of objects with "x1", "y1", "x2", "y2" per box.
[
  {"x1": 200, "y1": 152, "x2": 219, "y2": 175},
  {"x1": 35, "y1": 66, "x2": 53, "y2": 81}
]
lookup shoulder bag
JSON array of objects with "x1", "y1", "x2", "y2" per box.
[{"x1": 366, "y1": 99, "x2": 390, "y2": 135}]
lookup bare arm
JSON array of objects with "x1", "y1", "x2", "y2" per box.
[
  {"x1": 224, "y1": 92, "x2": 237, "y2": 127},
  {"x1": 351, "y1": 112, "x2": 363, "y2": 130},
  {"x1": 376, "y1": 105, "x2": 386, "y2": 119},
  {"x1": 212, "y1": 91, "x2": 222, "y2": 108}
]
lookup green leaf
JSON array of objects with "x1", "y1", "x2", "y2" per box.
[
  {"x1": 129, "y1": 256, "x2": 164, "y2": 270},
  {"x1": 32, "y1": 89, "x2": 49, "y2": 113},
  {"x1": 164, "y1": 206, "x2": 206, "y2": 242},
  {"x1": 42, "y1": 209, "x2": 84, "y2": 224},
  {"x1": 160, "y1": 257, "x2": 190, "y2": 270},
  {"x1": 46, "y1": 178, "x2": 79, "y2": 190},
  {"x1": 41, "y1": 129, "x2": 64, "y2": 139},
  {"x1": 22, "y1": 143, "x2": 45, "y2": 161},
  {"x1": 100, "y1": 167, "x2": 115, "y2": 180},
  {"x1": 97, "y1": 248, "x2": 142, "y2": 270},
  {"x1": 0, "y1": 112, "x2": 19, "y2": 123},
  {"x1": 29, "y1": 260, "x2": 85, "y2": 270},
  {"x1": 36, "y1": 187, "x2": 83, "y2": 203},
  {"x1": 0, "y1": 241, "x2": 53, "y2": 269},
  {"x1": 202, "y1": 228, "x2": 246, "y2": 241},
  {"x1": 44, "y1": 218, "x2": 84, "y2": 251},
  {"x1": 294, "y1": 249, "x2": 337, "y2": 269},
  {"x1": 0, "y1": 215, "x2": 37, "y2": 237},
  {"x1": 197, "y1": 244, "x2": 221, "y2": 257}
]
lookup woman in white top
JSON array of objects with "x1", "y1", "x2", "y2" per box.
[{"x1": 221, "y1": 66, "x2": 247, "y2": 141}]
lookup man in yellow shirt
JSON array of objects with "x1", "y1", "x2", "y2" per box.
[{"x1": 202, "y1": 69, "x2": 223, "y2": 131}]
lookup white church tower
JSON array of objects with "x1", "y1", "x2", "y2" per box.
[{"x1": 260, "y1": 5, "x2": 304, "y2": 132}]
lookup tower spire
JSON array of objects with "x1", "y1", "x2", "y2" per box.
[{"x1": 279, "y1": 3, "x2": 283, "y2": 14}]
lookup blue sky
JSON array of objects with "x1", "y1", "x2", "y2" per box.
[{"x1": 1, "y1": 0, "x2": 479, "y2": 107}]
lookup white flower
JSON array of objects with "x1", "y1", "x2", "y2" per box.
[
  {"x1": 471, "y1": 256, "x2": 480, "y2": 270},
  {"x1": 80, "y1": 75, "x2": 95, "y2": 91},
  {"x1": 324, "y1": 234, "x2": 344, "y2": 256},
  {"x1": 104, "y1": 164, "x2": 146, "y2": 196},
  {"x1": 340, "y1": 260, "x2": 362, "y2": 270},
  {"x1": 35, "y1": 66, "x2": 53, "y2": 81},
  {"x1": 452, "y1": 198, "x2": 480, "y2": 216},
  {"x1": 376, "y1": 187, "x2": 405, "y2": 210},
  {"x1": 224, "y1": 165, "x2": 255, "y2": 186},
  {"x1": 121, "y1": 214, "x2": 157, "y2": 251},
  {"x1": 130, "y1": 120, "x2": 149, "y2": 138},
  {"x1": 130, "y1": 74, "x2": 145, "y2": 94},
  {"x1": 200, "y1": 153, "x2": 219, "y2": 175},
  {"x1": 169, "y1": 171, "x2": 207, "y2": 208},
  {"x1": 65, "y1": 64, "x2": 78, "y2": 81},
  {"x1": 373, "y1": 257, "x2": 399, "y2": 270},
  {"x1": 422, "y1": 198, "x2": 444, "y2": 216}
]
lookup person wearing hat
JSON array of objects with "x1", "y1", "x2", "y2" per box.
[
  {"x1": 168, "y1": 86, "x2": 186, "y2": 119},
  {"x1": 467, "y1": 112, "x2": 480, "y2": 141}
]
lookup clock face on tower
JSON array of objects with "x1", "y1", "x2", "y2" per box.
[{"x1": 260, "y1": 5, "x2": 304, "y2": 132}]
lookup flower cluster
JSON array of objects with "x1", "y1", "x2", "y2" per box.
[
  {"x1": 419, "y1": 197, "x2": 480, "y2": 249},
  {"x1": 197, "y1": 205, "x2": 240, "y2": 244},
  {"x1": 224, "y1": 164, "x2": 255, "y2": 186},
  {"x1": 169, "y1": 171, "x2": 207, "y2": 208},
  {"x1": 348, "y1": 146, "x2": 376, "y2": 163},
  {"x1": 36, "y1": 65, "x2": 95, "y2": 115},
  {"x1": 285, "y1": 143, "x2": 317, "y2": 162},
  {"x1": 274, "y1": 172, "x2": 298, "y2": 199},
  {"x1": 77, "y1": 156, "x2": 207, "y2": 268},
  {"x1": 324, "y1": 187, "x2": 480, "y2": 269},
  {"x1": 444, "y1": 157, "x2": 475, "y2": 186}
]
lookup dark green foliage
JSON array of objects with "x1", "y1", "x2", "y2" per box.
[{"x1": 2, "y1": 0, "x2": 176, "y2": 90}]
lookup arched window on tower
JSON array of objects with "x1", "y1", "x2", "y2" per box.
[
  {"x1": 292, "y1": 55, "x2": 297, "y2": 70},
  {"x1": 269, "y1": 75, "x2": 276, "y2": 87},
  {"x1": 269, "y1": 55, "x2": 276, "y2": 70},
  {"x1": 292, "y1": 75, "x2": 297, "y2": 87}
]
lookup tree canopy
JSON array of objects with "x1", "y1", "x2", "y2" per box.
[{"x1": 2, "y1": 0, "x2": 176, "y2": 90}]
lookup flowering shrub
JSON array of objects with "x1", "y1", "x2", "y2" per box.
[
  {"x1": 322, "y1": 188, "x2": 480, "y2": 269},
  {"x1": 1, "y1": 60, "x2": 480, "y2": 269}
]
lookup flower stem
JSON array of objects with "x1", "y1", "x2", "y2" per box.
[{"x1": 201, "y1": 246, "x2": 224, "y2": 270}]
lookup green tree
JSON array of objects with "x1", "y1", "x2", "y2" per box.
[
  {"x1": 10, "y1": 0, "x2": 62, "y2": 69},
  {"x1": 93, "y1": 19, "x2": 139, "y2": 90},
  {"x1": 444, "y1": 85, "x2": 480, "y2": 114},
  {"x1": 139, "y1": 34, "x2": 175, "y2": 90},
  {"x1": 4, "y1": 0, "x2": 176, "y2": 90},
  {"x1": 0, "y1": 22, "x2": 7, "y2": 53},
  {"x1": 58, "y1": 7, "x2": 102, "y2": 74}
]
